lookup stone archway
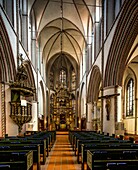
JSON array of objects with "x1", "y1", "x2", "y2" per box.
[
  {"x1": 104, "y1": 0, "x2": 138, "y2": 87},
  {"x1": 87, "y1": 65, "x2": 102, "y2": 130},
  {"x1": 0, "y1": 15, "x2": 16, "y2": 136}
]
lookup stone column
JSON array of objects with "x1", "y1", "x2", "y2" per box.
[
  {"x1": 31, "y1": 101, "x2": 38, "y2": 131},
  {"x1": 86, "y1": 102, "x2": 92, "y2": 130},
  {"x1": 135, "y1": 98, "x2": 138, "y2": 135},
  {"x1": 93, "y1": 101, "x2": 98, "y2": 130},
  {"x1": 22, "y1": 0, "x2": 28, "y2": 50},
  {"x1": 103, "y1": 86, "x2": 122, "y2": 135}
]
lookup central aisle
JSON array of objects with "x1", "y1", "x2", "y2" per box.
[{"x1": 41, "y1": 131, "x2": 81, "y2": 170}]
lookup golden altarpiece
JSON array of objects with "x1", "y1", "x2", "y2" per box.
[{"x1": 50, "y1": 68, "x2": 76, "y2": 131}]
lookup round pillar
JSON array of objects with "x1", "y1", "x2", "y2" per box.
[{"x1": 86, "y1": 102, "x2": 92, "y2": 130}]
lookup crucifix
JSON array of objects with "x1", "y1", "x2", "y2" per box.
[{"x1": 98, "y1": 93, "x2": 120, "y2": 120}]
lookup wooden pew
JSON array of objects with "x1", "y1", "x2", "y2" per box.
[
  {"x1": 77, "y1": 139, "x2": 132, "y2": 164},
  {"x1": 0, "y1": 162, "x2": 33, "y2": 170},
  {"x1": 0, "y1": 165, "x2": 10, "y2": 169},
  {"x1": 27, "y1": 131, "x2": 56, "y2": 150},
  {"x1": 0, "y1": 138, "x2": 47, "y2": 165},
  {"x1": 69, "y1": 131, "x2": 97, "y2": 150},
  {"x1": 0, "y1": 144, "x2": 40, "y2": 170},
  {"x1": 24, "y1": 131, "x2": 55, "y2": 155},
  {"x1": 0, "y1": 150, "x2": 33, "y2": 170},
  {"x1": 81, "y1": 143, "x2": 138, "y2": 170},
  {"x1": 5, "y1": 130, "x2": 56, "y2": 154},
  {"x1": 76, "y1": 137, "x2": 127, "y2": 158},
  {"x1": 74, "y1": 135, "x2": 98, "y2": 151},
  {"x1": 87, "y1": 149, "x2": 138, "y2": 170},
  {"x1": 70, "y1": 131, "x2": 122, "y2": 153},
  {"x1": 26, "y1": 138, "x2": 48, "y2": 158},
  {"x1": 1, "y1": 130, "x2": 56, "y2": 167}
]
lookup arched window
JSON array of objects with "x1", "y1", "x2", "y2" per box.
[
  {"x1": 126, "y1": 78, "x2": 134, "y2": 116},
  {"x1": 59, "y1": 69, "x2": 66, "y2": 85},
  {"x1": 71, "y1": 70, "x2": 76, "y2": 90}
]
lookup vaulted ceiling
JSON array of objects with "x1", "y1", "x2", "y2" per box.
[{"x1": 29, "y1": 0, "x2": 101, "y2": 67}]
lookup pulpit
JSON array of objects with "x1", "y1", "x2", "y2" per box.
[{"x1": 9, "y1": 59, "x2": 35, "y2": 133}]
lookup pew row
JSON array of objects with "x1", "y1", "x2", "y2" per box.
[
  {"x1": 0, "y1": 150, "x2": 33, "y2": 170},
  {"x1": 0, "y1": 144, "x2": 40, "y2": 170},
  {"x1": 87, "y1": 149, "x2": 138, "y2": 170}
]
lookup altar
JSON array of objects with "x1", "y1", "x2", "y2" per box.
[{"x1": 50, "y1": 83, "x2": 75, "y2": 131}]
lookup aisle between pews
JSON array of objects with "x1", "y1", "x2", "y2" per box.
[{"x1": 40, "y1": 131, "x2": 81, "y2": 170}]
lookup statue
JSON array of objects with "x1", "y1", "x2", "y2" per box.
[{"x1": 105, "y1": 98, "x2": 111, "y2": 120}]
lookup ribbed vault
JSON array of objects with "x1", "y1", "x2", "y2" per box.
[{"x1": 29, "y1": 0, "x2": 101, "y2": 67}]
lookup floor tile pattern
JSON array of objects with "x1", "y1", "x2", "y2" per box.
[{"x1": 41, "y1": 131, "x2": 81, "y2": 170}]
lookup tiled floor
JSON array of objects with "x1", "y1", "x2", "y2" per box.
[{"x1": 41, "y1": 131, "x2": 81, "y2": 170}]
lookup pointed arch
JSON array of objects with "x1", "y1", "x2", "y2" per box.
[
  {"x1": 87, "y1": 65, "x2": 102, "y2": 103},
  {"x1": 23, "y1": 60, "x2": 36, "y2": 100},
  {"x1": 104, "y1": 0, "x2": 138, "y2": 87},
  {"x1": 0, "y1": 15, "x2": 16, "y2": 82},
  {"x1": 23, "y1": 60, "x2": 36, "y2": 89}
]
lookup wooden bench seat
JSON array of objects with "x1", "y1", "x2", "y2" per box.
[
  {"x1": 0, "y1": 165, "x2": 10, "y2": 169},
  {"x1": 4, "y1": 131, "x2": 56, "y2": 155},
  {"x1": 73, "y1": 133, "x2": 132, "y2": 157},
  {"x1": 81, "y1": 143, "x2": 138, "y2": 170},
  {"x1": 87, "y1": 149, "x2": 138, "y2": 170},
  {"x1": 69, "y1": 131, "x2": 97, "y2": 150},
  {"x1": 0, "y1": 138, "x2": 47, "y2": 165},
  {"x1": 26, "y1": 138, "x2": 48, "y2": 157},
  {"x1": 0, "y1": 144, "x2": 40, "y2": 170},
  {"x1": 0, "y1": 161, "x2": 33, "y2": 170},
  {"x1": 5, "y1": 132, "x2": 54, "y2": 157},
  {"x1": 76, "y1": 139, "x2": 121, "y2": 159},
  {"x1": 0, "y1": 150, "x2": 33, "y2": 170},
  {"x1": 79, "y1": 142, "x2": 134, "y2": 164}
]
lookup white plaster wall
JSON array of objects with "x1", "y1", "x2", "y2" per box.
[
  {"x1": 28, "y1": 0, "x2": 35, "y2": 15},
  {"x1": 26, "y1": 102, "x2": 38, "y2": 131},
  {"x1": 38, "y1": 85, "x2": 43, "y2": 116},
  {"x1": 13, "y1": 0, "x2": 17, "y2": 32},
  {"x1": 103, "y1": 86, "x2": 116, "y2": 135},
  {"x1": 86, "y1": 102, "x2": 92, "y2": 129},
  {"x1": 87, "y1": 68, "x2": 92, "y2": 90},
  {"x1": 94, "y1": 51, "x2": 102, "y2": 72},
  {"x1": 80, "y1": 58, "x2": 83, "y2": 82},
  {"x1": 123, "y1": 119, "x2": 135, "y2": 134},
  {"x1": 32, "y1": 102, "x2": 38, "y2": 131},
  {"x1": 103, "y1": 98, "x2": 115, "y2": 135},
  {"x1": 117, "y1": 86, "x2": 122, "y2": 122},
  {"x1": 137, "y1": 118, "x2": 138, "y2": 134},
  {"x1": 127, "y1": 36, "x2": 138, "y2": 61},
  {"x1": 19, "y1": 43, "x2": 30, "y2": 62},
  {"x1": 80, "y1": 81, "x2": 87, "y2": 118},
  {"x1": 122, "y1": 68, "x2": 137, "y2": 134},
  {"x1": 121, "y1": 38, "x2": 138, "y2": 134}
]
